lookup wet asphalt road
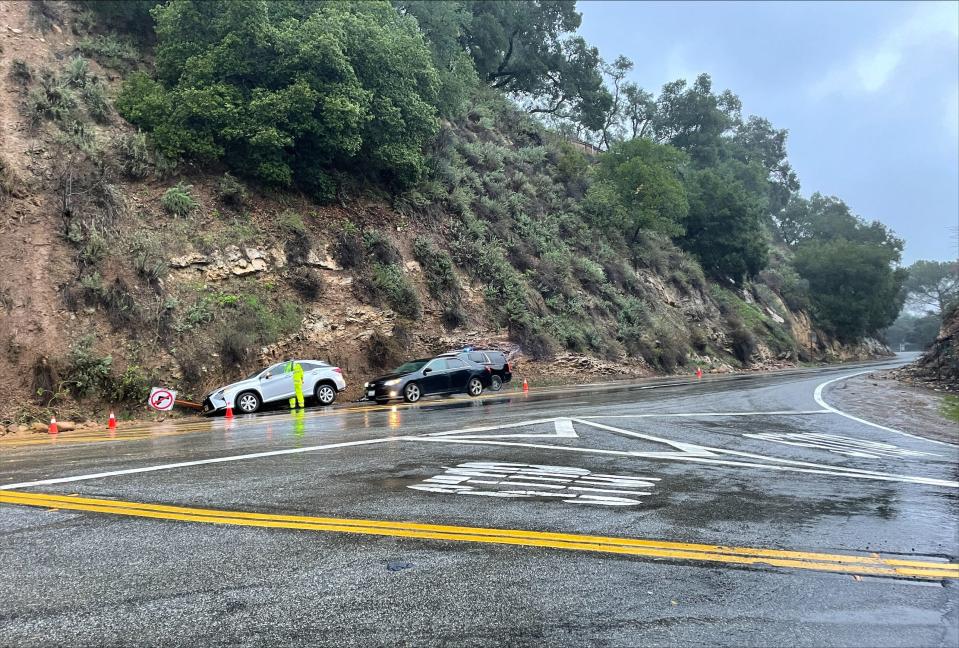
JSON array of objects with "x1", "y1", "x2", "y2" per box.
[{"x1": 1, "y1": 355, "x2": 957, "y2": 647}]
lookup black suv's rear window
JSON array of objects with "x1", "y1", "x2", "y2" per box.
[
  {"x1": 485, "y1": 352, "x2": 506, "y2": 364},
  {"x1": 467, "y1": 352, "x2": 488, "y2": 364}
]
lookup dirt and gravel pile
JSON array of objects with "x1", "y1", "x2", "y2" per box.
[{"x1": 893, "y1": 305, "x2": 958, "y2": 393}]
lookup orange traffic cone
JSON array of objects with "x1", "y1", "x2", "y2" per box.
[
  {"x1": 48, "y1": 416, "x2": 59, "y2": 435},
  {"x1": 695, "y1": 367, "x2": 703, "y2": 379},
  {"x1": 108, "y1": 411, "x2": 117, "y2": 430},
  {"x1": 225, "y1": 404, "x2": 234, "y2": 419},
  {"x1": 522, "y1": 378, "x2": 529, "y2": 393}
]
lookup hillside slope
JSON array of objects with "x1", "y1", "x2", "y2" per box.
[{"x1": 0, "y1": 2, "x2": 887, "y2": 424}]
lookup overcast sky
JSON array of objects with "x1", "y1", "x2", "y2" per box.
[{"x1": 578, "y1": 0, "x2": 959, "y2": 264}]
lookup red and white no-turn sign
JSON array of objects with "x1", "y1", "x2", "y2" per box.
[{"x1": 148, "y1": 387, "x2": 177, "y2": 411}]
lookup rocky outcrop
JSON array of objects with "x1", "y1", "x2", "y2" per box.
[{"x1": 170, "y1": 245, "x2": 341, "y2": 280}]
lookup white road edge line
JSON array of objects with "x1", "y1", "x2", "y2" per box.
[
  {"x1": 813, "y1": 370, "x2": 959, "y2": 448},
  {"x1": 581, "y1": 410, "x2": 830, "y2": 418},
  {"x1": 0, "y1": 438, "x2": 393, "y2": 491}
]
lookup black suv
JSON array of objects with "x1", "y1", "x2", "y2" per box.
[
  {"x1": 364, "y1": 354, "x2": 492, "y2": 404},
  {"x1": 453, "y1": 349, "x2": 512, "y2": 391}
]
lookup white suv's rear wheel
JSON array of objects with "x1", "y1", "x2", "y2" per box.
[
  {"x1": 316, "y1": 384, "x2": 336, "y2": 406},
  {"x1": 236, "y1": 391, "x2": 260, "y2": 414},
  {"x1": 490, "y1": 375, "x2": 503, "y2": 391}
]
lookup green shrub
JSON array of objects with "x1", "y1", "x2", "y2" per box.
[
  {"x1": 217, "y1": 325, "x2": 252, "y2": 368},
  {"x1": 114, "y1": 131, "x2": 153, "y2": 179},
  {"x1": 333, "y1": 223, "x2": 366, "y2": 269},
  {"x1": 65, "y1": 337, "x2": 112, "y2": 398},
  {"x1": 26, "y1": 74, "x2": 77, "y2": 126},
  {"x1": 161, "y1": 183, "x2": 196, "y2": 216},
  {"x1": 649, "y1": 327, "x2": 689, "y2": 372},
  {"x1": 64, "y1": 56, "x2": 90, "y2": 88},
  {"x1": 79, "y1": 229, "x2": 107, "y2": 267},
  {"x1": 279, "y1": 211, "x2": 311, "y2": 264},
  {"x1": 102, "y1": 279, "x2": 138, "y2": 330},
  {"x1": 413, "y1": 237, "x2": 460, "y2": 301},
  {"x1": 510, "y1": 320, "x2": 556, "y2": 360},
  {"x1": 371, "y1": 263, "x2": 421, "y2": 319},
  {"x1": 130, "y1": 235, "x2": 168, "y2": 284},
  {"x1": 0, "y1": 155, "x2": 17, "y2": 201},
  {"x1": 365, "y1": 230, "x2": 401, "y2": 265},
  {"x1": 109, "y1": 364, "x2": 151, "y2": 403},
  {"x1": 10, "y1": 59, "x2": 32, "y2": 84},
  {"x1": 573, "y1": 257, "x2": 606, "y2": 290},
  {"x1": 690, "y1": 326, "x2": 709, "y2": 352},
  {"x1": 78, "y1": 35, "x2": 139, "y2": 70},
  {"x1": 81, "y1": 80, "x2": 110, "y2": 123},
  {"x1": 216, "y1": 173, "x2": 247, "y2": 209},
  {"x1": 729, "y1": 319, "x2": 756, "y2": 364}
]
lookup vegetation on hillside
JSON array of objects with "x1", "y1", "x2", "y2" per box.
[{"x1": 1, "y1": 0, "x2": 922, "y2": 422}]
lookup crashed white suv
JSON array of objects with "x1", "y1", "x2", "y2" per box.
[{"x1": 203, "y1": 360, "x2": 347, "y2": 414}]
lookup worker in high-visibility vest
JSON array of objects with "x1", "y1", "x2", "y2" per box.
[{"x1": 285, "y1": 360, "x2": 305, "y2": 409}]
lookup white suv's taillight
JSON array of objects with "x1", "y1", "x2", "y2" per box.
[{"x1": 332, "y1": 367, "x2": 342, "y2": 373}]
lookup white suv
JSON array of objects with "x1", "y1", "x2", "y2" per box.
[{"x1": 203, "y1": 360, "x2": 347, "y2": 414}]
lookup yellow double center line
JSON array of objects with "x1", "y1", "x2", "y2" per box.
[{"x1": 2, "y1": 490, "x2": 956, "y2": 581}]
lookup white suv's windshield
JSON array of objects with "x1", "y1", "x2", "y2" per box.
[{"x1": 244, "y1": 363, "x2": 284, "y2": 381}]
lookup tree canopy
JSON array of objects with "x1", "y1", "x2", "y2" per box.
[
  {"x1": 903, "y1": 260, "x2": 959, "y2": 314},
  {"x1": 794, "y1": 239, "x2": 906, "y2": 341},
  {"x1": 117, "y1": 0, "x2": 440, "y2": 196},
  {"x1": 398, "y1": 1, "x2": 610, "y2": 127},
  {"x1": 779, "y1": 193, "x2": 906, "y2": 339},
  {"x1": 680, "y1": 166, "x2": 768, "y2": 284},
  {"x1": 652, "y1": 74, "x2": 741, "y2": 167},
  {"x1": 585, "y1": 138, "x2": 688, "y2": 240}
]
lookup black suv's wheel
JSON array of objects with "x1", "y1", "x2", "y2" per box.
[
  {"x1": 490, "y1": 374, "x2": 503, "y2": 391},
  {"x1": 467, "y1": 377, "x2": 484, "y2": 397},
  {"x1": 235, "y1": 391, "x2": 260, "y2": 414},
  {"x1": 403, "y1": 382, "x2": 422, "y2": 403},
  {"x1": 315, "y1": 383, "x2": 336, "y2": 406}
]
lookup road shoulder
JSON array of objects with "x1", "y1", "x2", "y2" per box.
[{"x1": 828, "y1": 371, "x2": 958, "y2": 445}]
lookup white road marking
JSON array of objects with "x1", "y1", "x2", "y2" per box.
[
  {"x1": 813, "y1": 371, "x2": 958, "y2": 448},
  {"x1": 743, "y1": 432, "x2": 942, "y2": 459},
  {"x1": 0, "y1": 438, "x2": 393, "y2": 491},
  {"x1": 575, "y1": 418, "x2": 958, "y2": 487},
  {"x1": 408, "y1": 461, "x2": 658, "y2": 506},
  {"x1": 427, "y1": 417, "x2": 578, "y2": 439},
  {"x1": 407, "y1": 419, "x2": 959, "y2": 488},
  {"x1": 583, "y1": 410, "x2": 830, "y2": 418}
]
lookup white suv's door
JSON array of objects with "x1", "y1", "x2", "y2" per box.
[
  {"x1": 299, "y1": 362, "x2": 324, "y2": 394},
  {"x1": 258, "y1": 363, "x2": 293, "y2": 403}
]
